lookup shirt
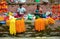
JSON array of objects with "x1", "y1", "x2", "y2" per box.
[
  {"x1": 17, "y1": 7, "x2": 26, "y2": 14},
  {"x1": 42, "y1": 0, "x2": 49, "y2": 2},
  {"x1": 35, "y1": 8, "x2": 43, "y2": 14},
  {"x1": 14, "y1": 0, "x2": 26, "y2": 3},
  {"x1": 35, "y1": 9, "x2": 39, "y2": 14},
  {"x1": 46, "y1": 11, "x2": 52, "y2": 16},
  {"x1": 18, "y1": 0, "x2": 26, "y2": 3}
]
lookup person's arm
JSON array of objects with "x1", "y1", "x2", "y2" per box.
[
  {"x1": 23, "y1": 8, "x2": 26, "y2": 14},
  {"x1": 17, "y1": 8, "x2": 19, "y2": 13}
]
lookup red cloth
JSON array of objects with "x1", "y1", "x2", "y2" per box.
[
  {"x1": 4, "y1": 16, "x2": 9, "y2": 21},
  {"x1": 10, "y1": 0, "x2": 14, "y2": 2},
  {"x1": 14, "y1": 13, "x2": 24, "y2": 18}
]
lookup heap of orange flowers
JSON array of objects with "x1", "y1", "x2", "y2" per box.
[{"x1": 0, "y1": 0, "x2": 8, "y2": 13}]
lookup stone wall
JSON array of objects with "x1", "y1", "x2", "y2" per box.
[{"x1": 8, "y1": 5, "x2": 50, "y2": 13}]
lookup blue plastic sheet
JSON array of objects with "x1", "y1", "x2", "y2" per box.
[{"x1": 0, "y1": 21, "x2": 6, "y2": 24}]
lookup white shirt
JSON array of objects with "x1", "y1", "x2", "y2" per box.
[
  {"x1": 46, "y1": 11, "x2": 52, "y2": 16},
  {"x1": 20, "y1": 0, "x2": 26, "y2": 3},
  {"x1": 17, "y1": 7, "x2": 26, "y2": 14},
  {"x1": 14, "y1": 0, "x2": 26, "y2": 3},
  {"x1": 42, "y1": 0, "x2": 49, "y2": 2},
  {"x1": 18, "y1": 0, "x2": 26, "y2": 3}
]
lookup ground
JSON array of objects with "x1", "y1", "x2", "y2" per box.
[
  {"x1": 0, "y1": 37, "x2": 60, "y2": 39},
  {"x1": 0, "y1": 20, "x2": 60, "y2": 37}
]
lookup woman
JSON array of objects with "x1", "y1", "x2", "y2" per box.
[{"x1": 35, "y1": 4, "x2": 43, "y2": 18}]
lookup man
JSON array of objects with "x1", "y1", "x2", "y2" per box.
[{"x1": 17, "y1": 4, "x2": 26, "y2": 17}]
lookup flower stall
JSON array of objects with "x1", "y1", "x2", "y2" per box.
[{"x1": 0, "y1": 0, "x2": 60, "y2": 37}]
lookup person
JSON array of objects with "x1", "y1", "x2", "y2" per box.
[
  {"x1": 17, "y1": 4, "x2": 26, "y2": 17},
  {"x1": 35, "y1": 4, "x2": 43, "y2": 18}
]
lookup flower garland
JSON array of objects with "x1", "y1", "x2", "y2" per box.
[{"x1": 0, "y1": 0, "x2": 8, "y2": 13}]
